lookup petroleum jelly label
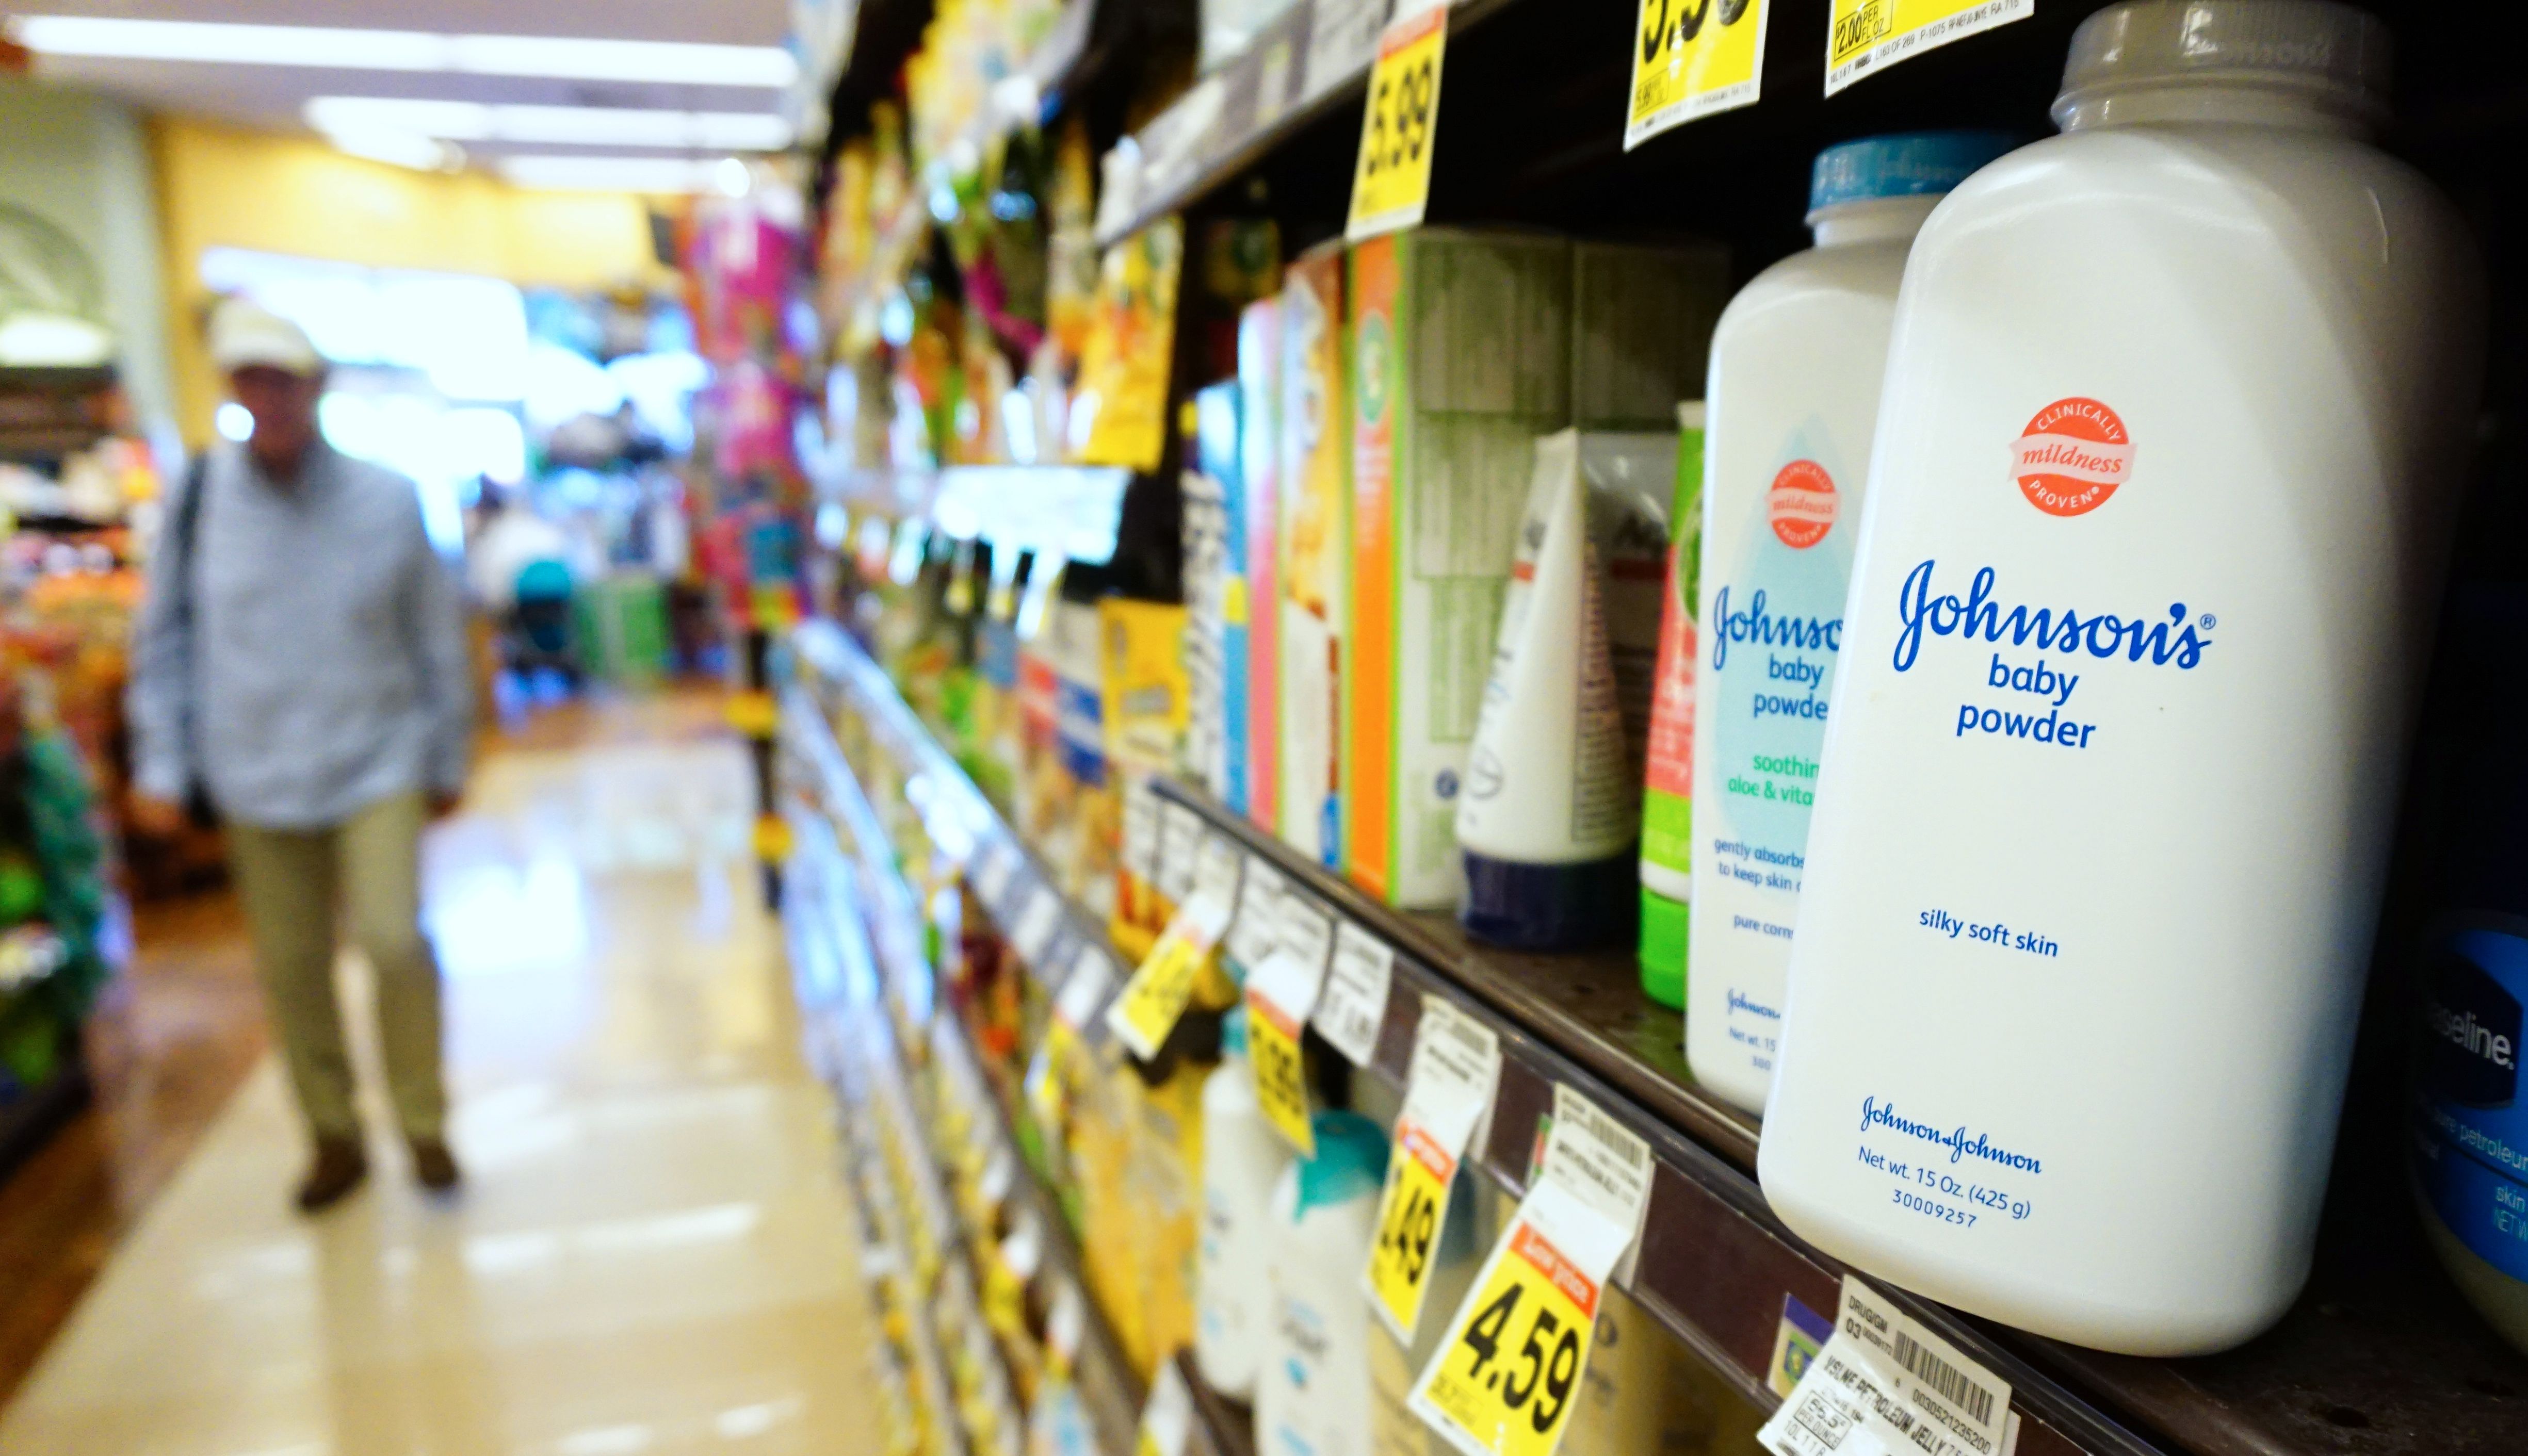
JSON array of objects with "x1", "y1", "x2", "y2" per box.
[{"x1": 1759, "y1": 1278, "x2": 2016, "y2": 1456}]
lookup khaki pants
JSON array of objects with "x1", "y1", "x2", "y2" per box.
[{"x1": 227, "y1": 791, "x2": 445, "y2": 1143}]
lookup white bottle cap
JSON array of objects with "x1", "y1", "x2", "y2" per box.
[{"x1": 2051, "y1": 0, "x2": 2392, "y2": 129}]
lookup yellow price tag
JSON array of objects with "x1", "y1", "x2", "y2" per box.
[
  {"x1": 726, "y1": 688, "x2": 779, "y2": 738},
  {"x1": 1412, "y1": 1220, "x2": 1598, "y2": 1456},
  {"x1": 1366, "y1": 1117, "x2": 1457, "y2": 1338},
  {"x1": 1346, "y1": 5, "x2": 1447, "y2": 241},
  {"x1": 1247, "y1": 992, "x2": 1315, "y2": 1155},
  {"x1": 1107, "y1": 925, "x2": 1209, "y2": 1060},
  {"x1": 1625, "y1": 0, "x2": 1770, "y2": 149},
  {"x1": 1824, "y1": 0, "x2": 2031, "y2": 95},
  {"x1": 981, "y1": 1258, "x2": 1026, "y2": 1337},
  {"x1": 1026, "y1": 1026, "x2": 1071, "y2": 1134},
  {"x1": 751, "y1": 814, "x2": 794, "y2": 862}
]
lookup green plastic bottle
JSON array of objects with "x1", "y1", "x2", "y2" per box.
[{"x1": 1637, "y1": 403, "x2": 1704, "y2": 1008}]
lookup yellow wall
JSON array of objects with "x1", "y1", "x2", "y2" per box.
[{"x1": 153, "y1": 116, "x2": 682, "y2": 445}]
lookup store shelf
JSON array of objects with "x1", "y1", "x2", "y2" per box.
[
  {"x1": 781, "y1": 638, "x2": 1251, "y2": 1456},
  {"x1": 783, "y1": 714, "x2": 1148, "y2": 1456},
  {"x1": 813, "y1": 464, "x2": 1135, "y2": 568},
  {"x1": 1148, "y1": 778, "x2": 2528, "y2": 1456},
  {"x1": 788, "y1": 617, "x2": 2528, "y2": 1456}
]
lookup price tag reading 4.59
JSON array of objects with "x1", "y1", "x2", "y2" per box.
[
  {"x1": 1412, "y1": 1219, "x2": 1599, "y2": 1456},
  {"x1": 1366, "y1": 997, "x2": 1502, "y2": 1341},
  {"x1": 1346, "y1": 3, "x2": 1447, "y2": 240},
  {"x1": 1410, "y1": 1087, "x2": 1651, "y2": 1456}
]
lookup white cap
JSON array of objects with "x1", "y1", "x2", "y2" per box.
[
  {"x1": 207, "y1": 298, "x2": 323, "y2": 376},
  {"x1": 2053, "y1": 1, "x2": 2391, "y2": 129}
]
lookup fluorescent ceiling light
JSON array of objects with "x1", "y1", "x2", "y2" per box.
[
  {"x1": 497, "y1": 155, "x2": 726, "y2": 194},
  {"x1": 323, "y1": 128, "x2": 465, "y2": 172},
  {"x1": 10, "y1": 17, "x2": 796, "y2": 87},
  {"x1": 305, "y1": 96, "x2": 790, "y2": 151}
]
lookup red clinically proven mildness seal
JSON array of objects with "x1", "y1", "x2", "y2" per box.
[
  {"x1": 2011, "y1": 397, "x2": 2133, "y2": 517},
  {"x1": 1768, "y1": 459, "x2": 1838, "y2": 548}
]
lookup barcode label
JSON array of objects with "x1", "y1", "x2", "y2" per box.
[
  {"x1": 1894, "y1": 1330, "x2": 1995, "y2": 1428},
  {"x1": 1540, "y1": 1085, "x2": 1654, "y2": 1236},
  {"x1": 1828, "y1": 1277, "x2": 2013, "y2": 1456}
]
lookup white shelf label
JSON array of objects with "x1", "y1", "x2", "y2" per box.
[
  {"x1": 1537, "y1": 1084, "x2": 1654, "y2": 1240},
  {"x1": 1156, "y1": 801, "x2": 1205, "y2": 903},
  {"x1": 1013, "y1": 885, "x2": 1065, "y2": 966},
  {"x1": 1123, "y1": 777, "x2": 1162, "y2": 880},
  {"x1": 1055, "y1": 945, "x2": 1117, "y2": 1032},
  {"x1": 1192, "y1": 831, "x2": 1244, "y2": 916},
  {"x1": 1758, "y1": 1277, "x2": 2017, "y2": 1456},
  {"x1": 1314, "y1": 921, "x2": 1393, "y2": 1067},
  {"x1": 1404, "y1": 997, "x2": 1503, "y2": 1158},
  {"x1": 1137, "y1": 1359, "x2": 1194, "y2": 1456},
  {"x1": 1047, "y1": 1277, "x2": 1087, "y2": 1364},
  {"x1": 1226, "y1": 856, "x2": 1289, "y2": 971},
  {"x1": 973, "y1": 840, "x2": 1019, "y2": 909}
]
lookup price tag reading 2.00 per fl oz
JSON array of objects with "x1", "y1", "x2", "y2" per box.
[
  {"x1": 1347, "y1": 3, "x2": 1447, "y2": 240},
  {"x1": 1366, "y1": 996, "x2": 1502, "y2": 1341},
  {"x1": 1823, "y1": 0, "x2": 2031, "y2": 96},
  {"x1": 1409, "y1": 1086, "x2": 1652, "y2": 1456}
]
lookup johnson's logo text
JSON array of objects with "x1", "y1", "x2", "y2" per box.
[
  {"x1": 1711, "y1": 585, "x2": 1841, "y2": 672},
  {"x1": 1861, "y1": 1097, "x2": 2044, "y2": 1173},
  {"x1": 1891, "y1": 562, "x2": 2212, "y2": 674}
]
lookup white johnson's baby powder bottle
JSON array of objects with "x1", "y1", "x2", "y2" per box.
[
  {"x1": 1687, "y1": 132, "x2": 2012, "y2": 1114},
  {"x1": 1759, "y1": 0, "x2": 2484, "y2": 1356}
]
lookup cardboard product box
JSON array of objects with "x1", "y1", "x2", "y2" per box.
[
  {"x1": 1237, "y1": 298, "x2": 1282, "y2": 836},
  {"x1": 1187, "y1": 382, "x2": 1252, "y2": 816},
  {"x1": 1182, "y1": 397, "x2": 1233, "y2": 802},
  {"x1": 1276, "y1": 241, "x2": 1350, "y2": 868},
  {"x1": 1346, "y1": 228, "x2": 1575, "y2": 909},
  {"x1": 1570, "y1": 239, "x2": 1730, "y2": 430},
  {"x1": 1043, "y1": 600, "x2": 1116, "y2": 922},
  {"x1": 1100, "y1": 597, "x2": 1189, "y2": 959}
]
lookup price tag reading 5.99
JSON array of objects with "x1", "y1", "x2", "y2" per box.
[
  {"x1": 1347, "y1": 5, "x2": 1447, "y2": 240},
  {"x1": 1247, "y1": 1001, "x2": 1314, "y2": 1153},
  {"x1": 1414, "y1": 1222, "x2": 1596, "y2": 1456}
]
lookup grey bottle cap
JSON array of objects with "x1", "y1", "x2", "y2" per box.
[{"x1": 2052, "y1": 1, "x2": 2392, "y2": 127}]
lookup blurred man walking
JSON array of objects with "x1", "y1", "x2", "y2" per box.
[{"x1": 128, "y1": 299, "x2": 472, "y2": 1213}]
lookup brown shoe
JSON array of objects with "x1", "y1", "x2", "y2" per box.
[
  {"x1": 410, "y1": 1137, "x2": 461, "y2": 1192},
  {"x1": 296, "y1": 1137, "x2": 368, "y2": 1213}
]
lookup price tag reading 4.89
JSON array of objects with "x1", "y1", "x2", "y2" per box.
[
  {"x1": 1347, "y1": 4, "x2": 1447, "y2": 240},
  {"x1": 1416, "y1": 1222, "x2": 1596, "y2": 1456}
]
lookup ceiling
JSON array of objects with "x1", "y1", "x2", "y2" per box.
[{"x1": 15, "y1": 0, "x2": 798, "y2": 162}]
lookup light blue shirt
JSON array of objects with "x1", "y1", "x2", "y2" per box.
[{"x1": 127, "y1": 441, "x2": 471, "y2": 829}]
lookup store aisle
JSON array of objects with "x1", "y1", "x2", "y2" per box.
[{"x1": 0, "y1": 709, "x2": 880, "y2": 1456}]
